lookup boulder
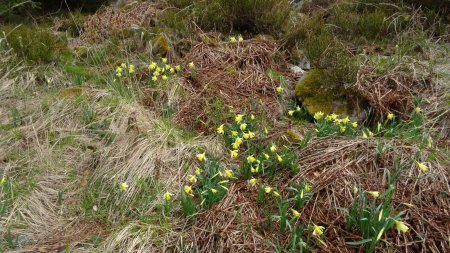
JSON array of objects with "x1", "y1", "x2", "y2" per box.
[{"x1": 295, "y1": 69, "x2": 365, "y2": 119}]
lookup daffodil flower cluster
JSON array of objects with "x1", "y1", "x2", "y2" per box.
[
  {"x1": 313, "y1": 112, "x2": 360, "y2": 137},
  {"x1": 340, "y1": 187, "x2": 410, "y2": 252},
  {"x1": 148, "y1": 58, "x2": 181, "y2": 83}
]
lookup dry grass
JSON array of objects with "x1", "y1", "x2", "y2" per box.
[
  {"x1": 173, "y1": 183, "x2": 273, "y2": 253},
  {"x1": 80, "y1": 1, "x2": 164, "y2": 42},
  {"x1": 354, "y1": 60, "x2": 433, "y2": 121},
  {"x1": 174, "y1": 38, "x2": 302, "y2": 129},
  {"x1": 288, "y1": 137, "x2": 449, "y2": 252}
]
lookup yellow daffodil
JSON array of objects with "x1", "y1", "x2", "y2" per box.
[
  {"x1": 415, "y1": 107, "x2": 422, "y2": 113},
  {"x1": 250, "y1": 114, "x2": 255, "y2": 120},
  {"x1": 224, "y1": 169, "x2": 233, "y2": 178},
  {"x1": 46, "y1": 78, "x2": 53, "y2": 84},
  {"x1": 292, "y1": 209, "x2": 300, "y2": 218},
  {"x1": 165, "y1": 191, "x2": 172, "y2": 201},
  {"x1": 121, "y1": 63, "x2": 127, "y2": 68},
  {"x1": 416, "y1": 161, "x2": 428, "y2": 173},
  {"x1": 243, "y1": 132, "x2": 250, "y2": 139},
  {"x1": 116, "y1": 72, "x2": 122, "y2": 77},
  {"x1": 367, "y1": 191, "x2": 380, "y2": 198},
  {"x1": 161, "y1": 67, "x2": 165, "y2": 73},
  {"x1": 342, "y1": 117, "x2": 349, "y2": 125},
  {"x1": 427, "y1": 136, "x2": 432, "y2": 148},
  {"x1": 376, "y1": 227, "x2": 384, "y2": 241},
  {"x1": 314, "y1": 111, "x2": 324, "y2": 120},
  {"x1": 238, "y1": 35, "x2": 243, "y2": 42},
  {"x1": 210, "y1": 188, "x2": 218, "y2": 194},
  {"x1": 165, "y1": 64, "x2": 171, "y2": 70},
  {"x1": 276, "y1": 154, "x2": 283, "y2": 163},
  {"x1": 196, "y1": 152, "x2": 206, "y2": 162},
  {"x1": 156, "y1": 67, "x2": 161, "y2": 72},
  {"x1": 149, "y1": 62, "x2": 156, "y2": 70},
  {"x1": 235, "y1": 114, "x2": 244, "y2": 123},
  {"x1": 340, "y1": 126, "x2": 346, "y2": 133},
  {"x1": 263, "y1": 153, "x2": 270, "y2": 160},
  {"x1": 264, "y1": 186, "x2": 273, "y2": 193},
  {"x1": 313, "y1": 224, "x2": 325, "y2": 236},
  {"x1": 175, "y1": 65, "x2": 181, "y2": 71},
  {"x1": 249, "y1": 177, "x2": 258, "y2": 186},
  {"x1": 184, "y1": 185, "x2": 192, "y2": 195},
  {"x1": 270, "y1": 144, "x2": 276, "y2": 153},
  {"x1": 288, "y1": 110, "x2": 295, "y2": 116},
  {"x1": 217, "y1": 124, "x2": 224, "y2": 134},
  {"x1": 0, "y1": 176, "x2": 5, "y2": 186},
  {"x1": 230, "y1": 36, "x2": 236, "y2": 43},
  {"x1": 162, "y1": 75, "x2": 168, "y2": 80},
  {"x1": 195, "y1": 167, "x2": 202, "y2": 175},
  {"x1": 116, "y1": 67, "x2": 123, "y2": 73},
  {"x1": 188, "y1": 175, "x2": 197, "y2": 183},
  {"x1": 296, "y1": 106, "x2": 301, "y2": 112},
  {"x1": 240, "y1": 123, "x2": 247, "y2": 131},
  {"x1": 230, "y1": 149, "x2": 238, "y2": 158},
  {"x1": 129, "y1": 64, "x2": 135, "y2": 74},
  {"x1": 189, "y1": 62, "x2": 195, "y2": 69},
  {"x1": 351, "y1": 122, "x2": 358, "y2": 128},
  {"x1": 231, "y1": 130, "x2": 238, "y2": 137},
  {"x1": 248, "y1": 131, "x2": 255, "y2": 139},
  {"x1": 353, "y1": 185, "x2": 359, "y2": 195},
  {"x1": 273, "y1": 191, "x2": 280, "y2": 197},
  {"x1": 247, "y1": 155, "x2": 256, "y2": 163},
  {"x1": 304, "y1": 184, "x2": 312, "y2": 192},
  {"x1": 250, "y1": 167, "x2": 258, "y2": 173},
  {"x1": 362, "y1": 132, "x2": 368, "y2": 138},
  {"x1": 120, "y1": 182, "x2": 128, "y2": 191},
  {"x1": 235, "y1": 137, "x2": 243, "y2": 145},
  {"x1": 276, "y1": 86, "x2": 283, "y2": 94},
  {"x1": 394, "y1": 220, "x2": 409, "y2": 233},
  {"x1": 264, "y1": 127, "x2": 268, "y2": 135},
  {"x1": 368, "y1": 130, "x2": 374, "y2": 137},
  {"x1": 152, "y1": 76, "x2": 158, "y2": 81},
  {"x1": 170, "y1": 68, "x2": 175, "y2": 73},
  {"x1": 162, "y1": 58, "x2": 168, "y2": 63},
  {"x1": 387, "y1": 113, "x2": 395, "y2": 120}
]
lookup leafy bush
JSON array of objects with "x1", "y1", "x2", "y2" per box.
[
  {"x1": 0, "y1": 0, "x2": 40, "y2": 17},
  {"x1": 3, "y1": 25, "x2": 67, "y2": 63},
  {"x1": 169, "y1": 0, "x2": 292, "y2": 34}
]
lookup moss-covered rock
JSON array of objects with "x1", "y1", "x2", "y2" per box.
[{"x1": 295, "y1": 69, "x2": 356, "y2": 117}]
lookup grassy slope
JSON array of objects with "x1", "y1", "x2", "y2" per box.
[{"x1": 0, "y1": 1, "x2": 449, "y2": 252}]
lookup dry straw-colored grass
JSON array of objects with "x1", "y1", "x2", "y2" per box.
[
  {"x1": 174, "y1": 38, "x2": 302, "y2": 129},
  {"x1": 80, "y1": 2, "x2": 163, "y2": 42},
  {"x1": 287, "y1": 137, "x2": 449, "y2": 252},
  {"x1": 174, "y1": 183, "x2": 272, "y2": 253}
]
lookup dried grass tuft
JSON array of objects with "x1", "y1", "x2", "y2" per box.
[
  {"x1": 289, "y1": 137, "x2": 449, "y2": 252},
  {"x1": 175, "y1": 183, "x2": 273, "y2": 253},
  {"x1": 354, "y1": 61, "x2": 432, "y2": 120},
  {"x1": 174, "y1": 38, "x2": 301, "y2": 129},
  {"x1": 80, "y1": 2, "x2": 163, "y2": 42}
]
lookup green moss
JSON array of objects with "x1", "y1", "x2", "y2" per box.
[{"x1": 295, "y1": 70, "x2": 351, "y2": 115}]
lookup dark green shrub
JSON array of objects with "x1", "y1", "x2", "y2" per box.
[
  {"x1": 169, "y1": 0, "x2": 292, "y2": 34},
  {"x1": 3, "y1": 25, "x2": 67, "y2": 63},
  {"x1": 0, "y1": 0, "x2": 40, "y2": 17}
]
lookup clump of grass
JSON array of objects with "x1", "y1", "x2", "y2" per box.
[{"x1": 2, "y1": 25, "x2": 67, "y2": 63}]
